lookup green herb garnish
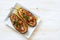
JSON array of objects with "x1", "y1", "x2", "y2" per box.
[
  {"x1": 18, "y1": 24, "x2": 21, "y2": 28},
  {"x1": 23, "y1": 13, "x2": 29, "y2": 20},
  {"x1": 14, "y1": 20, "x2": 21, "y2": 28}
]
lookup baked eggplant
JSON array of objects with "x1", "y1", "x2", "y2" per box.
[
  {"x1": 18, "y1": 8, "x2": 36, "y2": 27},
  {"x1": 10, "y1": 14, "x2": 28, "y2": 34}
]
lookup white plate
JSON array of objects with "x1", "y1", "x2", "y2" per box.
[{"x1": 5, "y1": 3, "x2": 40, "y2": 38}]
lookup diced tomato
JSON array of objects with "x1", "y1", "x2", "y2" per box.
[{"x1": 19, "y1": 21, "x2": 23, "y2": 24}]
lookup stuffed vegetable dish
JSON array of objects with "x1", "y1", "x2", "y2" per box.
[
  {"x1": 17, "y1": 8, "x2": 37, "y2": 27},
  {"x1": 10, "y1": 14, "x2": 28, "y2": 34}
]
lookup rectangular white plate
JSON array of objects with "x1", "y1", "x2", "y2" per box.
[{"x1": 5, "y1": 3, "x2": 40, "y2": 38}]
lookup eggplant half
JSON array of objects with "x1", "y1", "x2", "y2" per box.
[
  {"x1": 10, "y1": 14, "x2": 28, "y2": 34},
  {"x1": 18, "y1": 8, "x2": 37, "y2": 27}
]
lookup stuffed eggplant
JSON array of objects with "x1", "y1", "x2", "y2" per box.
[
  {"x1": 17, "y1": 8, "x2": 37, "y2": 27},
  {"x1": 10, "y1": 14, "x2": 28, "y2": 34}
]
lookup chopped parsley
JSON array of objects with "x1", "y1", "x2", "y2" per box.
[
  {"x1": 14, "y1": 20, "x2": 21, "y2": 28},
  {"x1": 23, "y1": 13, "x2": 29, "y2": 20}
]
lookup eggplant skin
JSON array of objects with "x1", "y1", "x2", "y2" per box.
[
  {"x1": 18, "y1": 8, "x2": 37, "y2": 27},
  {"x1": 10, "y1": 14, "x2": 28, "y2": 34}
]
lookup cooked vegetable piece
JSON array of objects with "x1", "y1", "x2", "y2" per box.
[
  {"x1": 18, "y1": 8, "x2": 37, "y2": 27},
  {"x1": 23, "y1": 13, "x2": 29, "y2": 20},
  {"x1": 10, "y1": 14, "x2": 28, "y2": 34}
]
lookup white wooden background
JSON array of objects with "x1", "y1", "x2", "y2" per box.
[{"x1": 0, "y1": 0, "x2": 60, "y2": 40}]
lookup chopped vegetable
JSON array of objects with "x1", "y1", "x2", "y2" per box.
[
  {"x1": 18, "y1": 25, "x2": 21, "y2": 28},
  {"x1": 14, "y1": 20, "x2": 21, "y2": 28},
  {"x1": 23, "y1": 13, "x2": 29, "y2": 20}
]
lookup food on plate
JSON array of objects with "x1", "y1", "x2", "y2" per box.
[
  {"x1": 17, "y1": 8, "x2": 37, "y2": 27},
  {"x1": 10, "y1": 14, "x2": 28, "y2": 34}
]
